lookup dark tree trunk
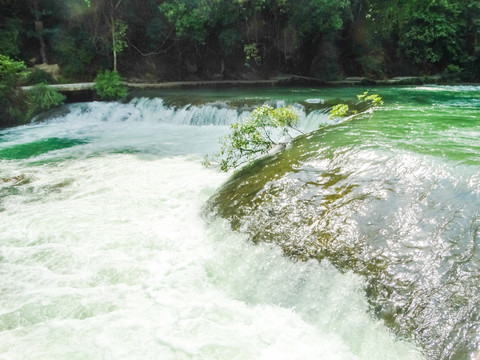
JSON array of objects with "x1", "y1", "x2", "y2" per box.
[{"x1": 34, "y1": 20, "x2": 48, "y2": 64}]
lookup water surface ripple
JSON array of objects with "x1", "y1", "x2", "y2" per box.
[
  {"x1": 208, "y1": 85, "x2": 480, "y2": 359},
  {"x1": 0, "y1": 92, "x2": 426, "y2": 359}
]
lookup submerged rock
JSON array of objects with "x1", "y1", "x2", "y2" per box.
[
  {"x1": 1, "y1": 174, "x2": 29, "y2": 185},
  {"x1": 206, "y1": 117, "x2": 480, "y2": 359}
]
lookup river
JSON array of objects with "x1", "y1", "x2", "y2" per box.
[{"x1": 0, "y1": 85, "x2": 478, "y2": 359}]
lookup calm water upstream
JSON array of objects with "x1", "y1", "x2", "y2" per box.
[{"x1": 0, "y1": 85, "x2": 478, "y2": 359}]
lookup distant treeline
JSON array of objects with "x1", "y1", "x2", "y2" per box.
[{"x1": 1, "y1": 0, "x2": 479, "y2": 81}]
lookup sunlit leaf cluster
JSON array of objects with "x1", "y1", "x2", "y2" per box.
[
  {"x1": 357, "y1": 91, "x2": 383, "y2": 106},
  {"x1": 0, "y1": 55, "x2": 26, "y2": 84},
  {"x1": 113, "y1": 20, "x2": 128, "y2": 54},
  {"x1": 204, "y1": 105, "x2": 300, "y2": 172},
  {"x1": 329, "y1": 104, "x2": 350, "y2": 119},
  {"x1": 329, "y1": 92, "x2": 383, "y2": 119}
]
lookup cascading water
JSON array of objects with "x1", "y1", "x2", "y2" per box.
[
  {"x1": 1, "y1": 86, "x2": 477, "y2": 359},
  {"x1": 207, "y1": 85, "x2": 480, "y2": 359}
]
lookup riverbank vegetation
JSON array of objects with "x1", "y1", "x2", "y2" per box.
[
  {"x1": 1, "y1": 0, "x2": 479, "y2": 126},
  {"x1": 1, "y1": 0, "x2": 479, "y2": 82},
  {"x1": 93, "y1": 70, "x2": 128, "y2": 100},
  {"x1": 0, "y1": 55, "x2": 66, "y2": 126}
]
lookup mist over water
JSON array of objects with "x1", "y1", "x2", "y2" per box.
[{"x1": 1, "y1": 86, "x2": 478, "y2": 359}]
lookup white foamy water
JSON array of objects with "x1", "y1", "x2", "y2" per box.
[{"x1": 0, "y1": 99, "x2": 424, "y2": 359}]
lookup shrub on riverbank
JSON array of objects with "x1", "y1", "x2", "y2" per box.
[
  {"x1": 93, "y1": 70, "x2": 128, "y2": 101},
  {"x1": 24, "y1": 69, "x2": 56, "y2": 86},
  {"x1": 26, "y1": 83, "x2": 66, "y2": 120},
  {"x1": 1, "y1": 55, "x2": 67, "y2": 127},
  {"x1": 0, "y1": 54, "x2": 27, "y2": 126}
]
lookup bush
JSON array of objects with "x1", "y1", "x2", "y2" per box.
[
  {"x1": 0, "y1": 89, "x2": 27, "y2": 126},
  {"x1": 24, "y1": 69, "x2": 55, "y2": 85},
  {"x1": 441, "y1": 64, "x2": 462, "y2": 82},
  {"x1": 93, "y1": 70, "x2": 128, "y2": 100},
  {"x1": 445, "y1": 64, "x2": 461, "y2": 75},
  {"x1": 26, "y1": 82, "x2": 66, "y2": 119},
  {"x1": 0, "y1": 54, "x2": 26, "y2": 85},
  {"x1": 0, "y1": 54, "x2": 27, "y2": 126}
]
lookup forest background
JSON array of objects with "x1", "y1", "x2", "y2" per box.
[{"x1": 1, "y1": 0, "x2": 479, "y2": 125}]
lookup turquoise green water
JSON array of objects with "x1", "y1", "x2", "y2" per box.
[
  {"x1": 0, "y1": 85, "x2": 479, "y2": 359},
  {"x1": 207, "y1": 85, "x2": 480, "y2": 359},
  {"x1": 0, "y1": 138, "x2": 87, "y2": 160}
]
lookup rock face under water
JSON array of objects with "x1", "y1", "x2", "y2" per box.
[{"x1": 206, "y1": 123, "x2": 480, "y2": 360}]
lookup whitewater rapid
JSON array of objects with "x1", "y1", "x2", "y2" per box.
[{"x1": 0, "y1": 98, "x2": 423, "y2": 359}]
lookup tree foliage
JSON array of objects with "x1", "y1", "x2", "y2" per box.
[
  {"x1": 204, "y1": 105, "x2": 300, "y2": 172},
  {"x1": 51, "y1": 27, "x2": 96, "y2": 79},
  {"x1": 330, "y1": 104, "x2": 350, "y2": 119},
  {"x1": 397, "y1": 2, "x2": 462, "y2": 66},
  {"x1": 0, "y1": 54, "x2": 27, "y2": 126},
  {"x1": 0, "y1": 0, "x2": 479, "y2": 85},
  {"x1": 244, "y1": 43, "x2": 262, "y2": 66},
  {"x1": 0, "y1": 17, "x2": 22, "y2": 58},
  {"x1": 205, "y1": 93, "x2": 384, "y2": 172},
  {"x1": 0, "y1": 54, "x2": 26, "y2": 85},
  {"x1": 286, "y1": 0, "x2": 348, "y2": 38},
  {"x1": 159, "y1": 0, "x2": 212, "y2": 43}
]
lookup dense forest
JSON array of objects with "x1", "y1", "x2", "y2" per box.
[
  {"x1": 1, "y1": 0, "x2": 479, "y2": 82},
  {"x1": 1, "y1": 0, "x2": 479, "y2": 126}
]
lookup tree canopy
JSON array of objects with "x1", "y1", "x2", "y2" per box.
[{"x1": 0, "y1": 0, "x2": 478, "y2": 82}]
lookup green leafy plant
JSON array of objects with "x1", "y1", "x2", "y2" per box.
[
  {"x1": 204, "y1": 105, "x2": 300, "y2": 172},
  {"x1": 93, "y1": 70, "x2": 128, "y2": 100},
  {"x1": 442, "y1": 64, "x2": 462, "y2": 82},
  {"x1": 159, "y1": 0, "x2": 211, "y2": 43},
  {"x1": 357, "y1": 91, "x2": 383, "y2": 106},
  {"x1": 0, "y1": 18, "x2": 22, "y2": 58},
  {"x1": 113, "y1": 20, "x2": 128, "y2": 55},
  {"x1": 0, "y1": 54, "x2": 27, "y2": 125},
  {"x1": 329, "y1": 92, "x2": 383, "y2": 119},
  {"x1": 26, "y1": 82, "x2": 66, "y2": 119},
  {"x1": 112, "y1": 19, "x2": 128, "y2": 71},
  {"x1": 445, "y1": 64, "x2": 461, "y2": 75},
  {"x1": 329, "y1": 104, "x2": 350, "y2": 119},
  {"x1": 24, "y1": 69, "x2": 55, "y2": 85},
  {"x1": 244, "y1": 43, "x2": 261, "y2": 66},
  {"x1": 0, "y1": 54, "x2": 26, "y2": 85},
  {"x1": 51, "y1": 29, "x2": 96, "y2": 80}
]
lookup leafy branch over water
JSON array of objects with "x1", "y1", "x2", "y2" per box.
[
  {"x1": 205, "y1": 93, "x2": 383, "y2": 172},
  {"x1": 203, "y1": 105, "x2": 300, "y2": 172},
  {"x1": 329, "y1": 92, "x2": 383, "y2": 119}
]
